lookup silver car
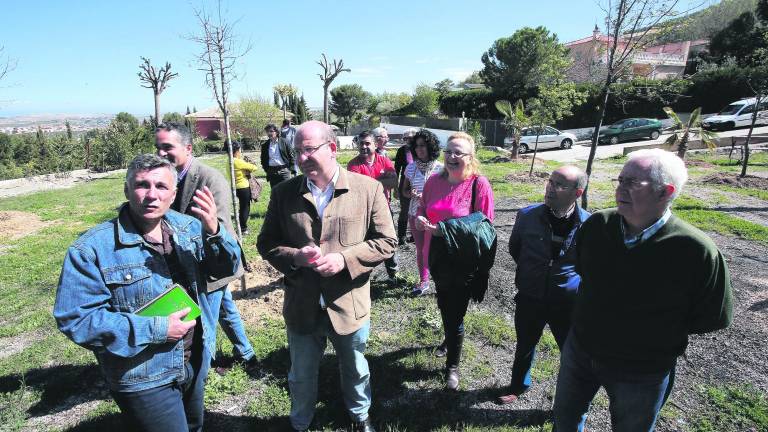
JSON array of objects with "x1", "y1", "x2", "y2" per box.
[{"x1": 503, "y1": 126, "x2": 577, "y2": 153}]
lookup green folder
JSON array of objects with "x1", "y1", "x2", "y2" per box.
[{"x1": 135, "y1": 284, "x2": 201, "y2": 322}]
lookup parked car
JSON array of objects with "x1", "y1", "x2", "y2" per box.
[
  {"x1": 503, "y1": 126, "x2": 577, "y2": 153},
  {"x1": 598, "y1": 118, "x2": 662, "y2": 145},
  {"x1": 702, "y1": 97, "x2": 768, "y2": 131}
]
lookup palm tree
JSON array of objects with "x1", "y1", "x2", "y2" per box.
[
  {"x1": 495, "y1": 99, "x2": 529, "y2": 159},
  {"x1": 663, "y1": 107, "x2": 717, "y2": 159}
]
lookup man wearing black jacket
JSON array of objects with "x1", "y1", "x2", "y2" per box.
[{"x1": 260, "y1": 123, "x2": 296, "y2": 187}]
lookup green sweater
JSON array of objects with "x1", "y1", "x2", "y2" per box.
[{"x1": 573, "y1": 209, "x2": 733, "y2": 373}]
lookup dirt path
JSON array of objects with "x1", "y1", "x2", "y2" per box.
[{"x1": 0, "y1": 169, "x2": 125, "y2": 199}]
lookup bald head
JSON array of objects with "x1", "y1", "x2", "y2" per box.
[
  {"x1": 295, "y1": 120, "x2": 336, "y2": 145},
  {"x1": 545, "y1": 165, "x2": 586, "y2": 214},
  {"x1": 294, "y1": 121, "x2": 338, "y2": 187},
  {"x1": 554, "y1": 165, "x2": 587, "y2": 189}
]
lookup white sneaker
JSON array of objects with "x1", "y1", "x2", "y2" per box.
[{"x1": 412, "y1": 282, "x2": 431, "y2": 296}]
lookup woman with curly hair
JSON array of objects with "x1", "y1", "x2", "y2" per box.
[{"x1": 400, "y1": 129, "x2": 443, "y2": 296}]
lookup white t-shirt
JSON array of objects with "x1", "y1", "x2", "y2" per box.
[{"x1": 404, "y1": 161, "x2": 443, "y2": 216}]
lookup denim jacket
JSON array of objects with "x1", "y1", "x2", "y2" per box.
[
  {"x1": 54, "y1": 204, "x2": 241, "y2": 392},
  {"x1": 508, "y1": 203, "x2": 590, "y2": 303}
]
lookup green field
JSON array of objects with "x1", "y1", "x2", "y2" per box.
[{"x1": 0, "y1": 149, "x2": 766, "y2": 431}]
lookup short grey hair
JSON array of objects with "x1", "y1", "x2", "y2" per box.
[
  {"x1": 627, "y1": 149, "x2": 688, "y2": 200},
  {"x1": 126, "y1": 154, "x2": 177, "y2": 187},
  {"x1": 402, "y1": 127, "x2": 418, "y2": 138},
  {"x1": 156, "y1": 122, "x2": 192, "y2": 147},
  {"x1": 571, "y1": 168, "x2": 588, "y2": 189},
  {"x1": 372, "y1": 127, "x2": 388, "y2": 138}
]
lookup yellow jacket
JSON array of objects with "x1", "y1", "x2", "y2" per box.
[{"x1": 234, "y1": 157, "x2": 258, "y2": 189}]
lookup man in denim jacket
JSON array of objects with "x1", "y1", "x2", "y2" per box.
[
  {"x1": 498, "y1": 165, "x2": 589, "y2": 405},
  {"x1": 54, "y1": 154, "x2": 241, "y2": 432}
]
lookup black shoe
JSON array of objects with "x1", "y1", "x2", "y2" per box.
[
  {"x1": 398, "y1": 236, "x2": 406, "y2": 246},
  {"x1": 243, "y1": 356, "x2": 259, "y2": 370},
  {"x1": 350, "y1": 417, "x2": 376, "y2": 432}
]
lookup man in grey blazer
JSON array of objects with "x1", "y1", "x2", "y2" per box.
[
  {"x1": 257, "y1": 121, "x2": 396, "y2": 432},
  {"x1": 155, "y1": 122, "x2": 254, "y2": 369}
]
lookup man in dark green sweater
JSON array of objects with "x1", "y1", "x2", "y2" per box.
[{"x1": 553, "y1": 149, "x2": 733, "y2": 432}]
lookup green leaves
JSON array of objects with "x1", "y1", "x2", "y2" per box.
[
  {"x1": 663, "y1": 106, "x2": 718, "y2": 157},
  {"x1": 481, "y1": 26, "x2": 571, "y2": 98}
]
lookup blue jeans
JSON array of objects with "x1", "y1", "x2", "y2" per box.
[
  {"x1": 111, "y1": 329, "x2": 211, "y2": 432},
  {"x1": 553, "y1": 331, "x2": 675, "y2": 432},
  {"x1": 208, "y1": 286, "x2": 254, "y2": 361},
  {"x1": 287, "y1": 314, "x2": 371, "y2": 431},
  {"x1": 510, "y1": 294, "x2": 571, "y2": 395}
]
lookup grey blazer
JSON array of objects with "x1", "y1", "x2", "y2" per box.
[{"x1": 175, "y1": 158, "x2": 245, "y2": 291}]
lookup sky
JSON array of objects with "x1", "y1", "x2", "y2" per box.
[{"x1": 0, "y1": 0, "x2": 713, "y2": 117}]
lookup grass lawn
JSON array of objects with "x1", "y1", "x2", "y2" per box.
[{"x1": 0, "y1": 149, "x2": 766, "y2": 430}]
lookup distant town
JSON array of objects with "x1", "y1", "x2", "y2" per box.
[{"x1": 0, "y1": 114, "x2": 128, "y2": 135}]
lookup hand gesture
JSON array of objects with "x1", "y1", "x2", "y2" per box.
[
  {"x1": 313, "y1": 252, "x2": 346, "y2": 277},
  {"x1": 190, "y1": 186, "x2": 219, "y2": 235},
  {"x1": 415, "y1": 215, "x2": 438, "y2": 235},
  {"x1": 166, "y1": 307, "x2": 196, "y2": 341},
  {"x1": 294, "y1": 245, "x2": 322, "y2": 268}
]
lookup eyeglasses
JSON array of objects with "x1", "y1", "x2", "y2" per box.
[
  {"x1": 612, "y1": 177, "x2": 652, "y2": 190},
  {"x1": 295, "y1": 142, "x2": 329, "y2": 156},
  {"x1": 443, "y1": 150, "x2": 469, "y2": 158},
  {"x1": 546, "y1": 179, "x2": 575, "y2": 191}
]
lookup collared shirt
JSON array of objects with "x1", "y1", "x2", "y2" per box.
[
  {"x1": 268, "y1": 139, "x2": 286, "y2": 167},
  {"x1": 547, "y1": 204, "x2": 579, "y2": 258},
  {"x1": 306, "y1": 166, "x2": 340, "y2": 308},
  {"x1": 307, "y1": 166, "x2": 340, "y2": 218},
  {"x1": 177, "y1": 158, "x2": 193, "y2": 183},
  {"x1": 621, "y1": 208, "x2": 672, "y2": 249}
]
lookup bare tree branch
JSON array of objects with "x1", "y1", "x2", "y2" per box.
[
  {"x1": 137, "y1": 57, "x2": 178, "y2": 123},
  {"x1": 317, "y1": 54, "x2": 350, "y2": 123},
  {"x1": 187, "y1": 0, "x2": 252, "y2": 286},
  {"x1": 0, "y1": 46, "x2": 18, "y2": 84},
  {"x1": 581, "y1": 0, "x2": 683, "y2": 209}
]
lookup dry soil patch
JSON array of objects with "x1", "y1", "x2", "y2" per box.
[
  {"x1": 229, "y1": 259, "x2": 284, "y2": 325},
  {"x1": 700, "y1": 172, "x2": 768, "y2": 189},
  {"x1": 0, "y1": 211, "x2": 53, "y2": 243},
  {"x1": 504, "y1": 171, "x2": 550, "y2": 183}
]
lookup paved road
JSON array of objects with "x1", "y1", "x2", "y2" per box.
[{"x1": 532, "y1": 125, "x2": 768, "y2": 163}]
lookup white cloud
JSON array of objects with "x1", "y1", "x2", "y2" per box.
[{"x1": 439, "y1": 67, "x2": 476, "y2": 82}]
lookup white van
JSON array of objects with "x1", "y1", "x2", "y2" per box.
[{"x1": 702, "y1": 97, "x2": 768, "y2": 131}]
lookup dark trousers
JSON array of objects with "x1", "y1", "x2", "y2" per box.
[
  {"x1": 235, "y1": 187, "x2": 251, "y2": 231},
  {"x1": 397, "y1": 196, "x2": 410, "y2": 241},
  {"x1": 384, "y1": 202, "x2": 399, "y2": 277},
  {"x1": 111, "y1": 329, "x2": 209, "y2": 432},
  {"x1": 267, "y1": 168, "x2": 292, "y2": 188},
  {"x1": 509, "y1": 293, "x2": 572, "y2": 395},
  {"x1": 433, "y1": 272, "x2": 472, "y2": 368},
  {"x1": 553, "y1": 331, "x2": 676, "y2": 432}
]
